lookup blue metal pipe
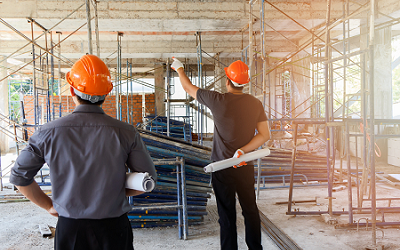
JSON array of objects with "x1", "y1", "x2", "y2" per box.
[
  {"x1": 129, "y1": 210, "x2": 207, "y2": 216},
  {"x1": 146, "y1": 145, "x2": 211, "y2": 166},
  {"x1": 128, "y1": 215, "x2": 202, "y2": 220},
  {"x1": 181, "y1": 157, "x2": 188, "y2": 239},
  {"x1": 176, "y1": 158, "x2": 182, "y2": 239}
]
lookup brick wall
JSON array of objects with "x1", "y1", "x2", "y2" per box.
[{"x1": 23, "y1": 93, "x2": 155, "y2": 127}]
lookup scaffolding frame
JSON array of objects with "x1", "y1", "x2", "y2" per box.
[
  {"x1": 2, "y1": 1, "x2": 400, "y2": 247},
  {"x1": 245, "y1": 0, "x2": 400, "y2": 247}
]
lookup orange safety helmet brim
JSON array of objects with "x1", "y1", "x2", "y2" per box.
[
  {"x1": 66, "y1": 54, "x2": 113, "y2": 96},
  {"x1": 224, "y1": 60, "x2": 250, "y2": 85}
]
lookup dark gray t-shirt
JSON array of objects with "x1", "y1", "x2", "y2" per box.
[
  {"x1": 197, "y1": 89, "x2": 267, "y2": 162},
  {"x1": 10, "y1": 105, "x2": 156, "y2": 219}
]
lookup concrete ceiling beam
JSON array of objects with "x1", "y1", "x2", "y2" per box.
[
  {"x1": 0, "y1": 0, "x2": 247, "y2": 20},
  {"x1": 5, "y1": 0, "x2": 399, "y2": 20},
  {"x1": 0, "y1": 38, "x2": 296, "y2": 57},
  {"x1": 8, "y1": 57, "x2": 224, "y2": 74}
]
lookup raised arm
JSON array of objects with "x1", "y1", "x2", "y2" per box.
[{"x1": 171, "y1": 57, "x2": 199, "y2": 100}]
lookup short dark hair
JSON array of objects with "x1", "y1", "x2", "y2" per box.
[
  {"x1": 75, "y1": 95, "x2": 105, "y2": 106},
  {"x1": 227, "y1": 78, "x2": 244, "y2": 91}
]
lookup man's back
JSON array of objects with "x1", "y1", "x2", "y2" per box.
[
  {"x1": 196, "y1": 89, "x2": 267, "y2": 161},
  {"x1": 11, "y1": 105, "x2": 155, "y2": 219}
]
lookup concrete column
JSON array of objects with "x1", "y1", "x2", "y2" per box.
[
  {"x1": 154, "y1": 63, "x2": 165, "y2": 116},
  {"x1": 255, "y1": 55, "x2": 263, "y2": 97},
  {"x1": 265, "y1": 56, "x2": 274, "y2": 119},
  {"x1": 373, "y1": 27, "x2": 392, "y2": 119},
  {"x1": 351, "y1": 22, "x2": 392, "y2": 159},
  {"x1": 292, "y1": 54, "x2": 311, "y2": 118},
  {"x1": 0, "y1": 56, "x2": 9, "y2": 152},
  {"x1": 215, "y1": 57, "x2": 227, "y2": 93},
  {"x1": 360, "y1": 23, "x2": 392, "y2": 119},
  {"x1": 268, "y1": 68, "x2": 277, "y2": 119}
]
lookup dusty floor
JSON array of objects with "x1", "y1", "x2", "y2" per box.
[
  {"x1": 2, "y1": 182, "x2": 400, "y2": 250},
  {"x1": 0, "y1": 190, "x2": 280, "y2": 250},
  {"x1": 2, "y1": 153, "x2": 400, "y2": 249}
]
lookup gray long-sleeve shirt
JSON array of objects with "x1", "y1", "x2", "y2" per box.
[{"x1": 10, "y1": 104, "x2": 156, "y2": 219}]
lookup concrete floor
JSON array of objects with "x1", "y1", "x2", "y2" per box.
[
  {"x1": 0, "y1": 188, "x2": 280, "y2": 250},
  {"x1": 2, "y1": 178, "x2": 400, "y2": 250},
  {"x1": 2, "y1": 150, "x2": 400, "y2": 249}
]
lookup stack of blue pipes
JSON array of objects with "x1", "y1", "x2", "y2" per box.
[
  {"x1": 128, "y1": 128, "x2": 212, "y2": 228},
  {"x1": 141, "y1": 115, "x2": 192, "y2": 142},
  {"x1": 255, "y1": 148, "x2": 329, "y2": 185}
]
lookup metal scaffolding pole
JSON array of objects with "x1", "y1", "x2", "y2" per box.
[
  {"x1": 361, "y1": 44, "x2": 368, "y2": 210},
  {"x1": 369, "y1": 0, "x2": 377, "y2": 245},
  {"x1": 342, "y1": 1, "x2": 348, "y2": 120},
  {"x1": 126, "y1": 60, "x2": 130, "y2": 124},
  {"x1": 196, "y1": 32, "x2": 204, "y2": 145},
  {"x1": 324, "y1": 0, "x2": 333, "y2": 217},
  {"x1": 29, "y1": 20, "x2": 38, "y2": 130},
  {"x1": 116, "y1": 32, "x2": 123, "y2": 120},
  {"x1": 130, "y1": 61, "x2": 133, "y2": 124},
  {"x1": 249, "y1": 0, "x2": 255, "y2": 95},
  {"x1": 345, "y1": 120, "x2": 353, "y2": 224},
  {"x1": 56, "y1": 31, "x2": 62, "y2": 116},
  {"x1": 256, "y1": 0, "x2": 266, "y2": 200},
  {"x1": 44, "y1": 27, "x2": 50, "y2": 123},
  {"x1": 50, "y1": 31, "x2": 55, "y2": 121},
  {"x1": 166, "y1": 58, "x2": 171, "y2": 137}
]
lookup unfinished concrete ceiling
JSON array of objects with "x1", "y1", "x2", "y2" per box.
[{"x1": 1, "y1": 0, "x2": 400, "y2": 69}]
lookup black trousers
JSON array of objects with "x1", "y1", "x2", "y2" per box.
[
  {"x1": 55, "y1": 213, "x2": 133, "y2": 250},
  {"x1": 212, "y1": 164, "x2": 263, "y2": 250}
]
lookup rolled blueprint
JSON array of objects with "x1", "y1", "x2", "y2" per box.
[
  {"x1": 125, "y1": 172, "x2": 155, "y2": 192},
  {"x1": 204, "y1": 147, "x2": 271, "y2": 173}
]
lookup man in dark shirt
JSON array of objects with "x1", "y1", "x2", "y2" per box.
[
  {"x1": 10, "y1": 55, "x2": 156, "y2": 250},
  {"x1": 171, "y1": 58, "x2": 270, "y2": 250}
]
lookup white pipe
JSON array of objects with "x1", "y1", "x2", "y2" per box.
[
  {"x1": 125, "y1": 172, "x2": 155, "y2": 192},
  {"x1": 204, "y1": 148, "x2": 270, "y2": 173}
]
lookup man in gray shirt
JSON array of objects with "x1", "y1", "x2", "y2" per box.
[{"x1": 10, "y1": 54, "x2": 156, "y2": 250}]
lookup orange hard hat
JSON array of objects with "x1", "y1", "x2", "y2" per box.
[
  {"x1": 66, "y1": 54, "x2": 113, "y2": 101},
  {"x1": 224, "y1": 60, "x2": 250, "y2": 86}
]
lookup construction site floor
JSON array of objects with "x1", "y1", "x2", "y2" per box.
[{"x1": 2, "y1": 161, "x2": 400, "y2": 249}]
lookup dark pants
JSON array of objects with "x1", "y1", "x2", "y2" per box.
[
  {"x1": 212, "y1": 164, "x2": 262, "y2": 250},
  {"x1": 55, "y1": 213, "x2": 133, "y2": 250}
]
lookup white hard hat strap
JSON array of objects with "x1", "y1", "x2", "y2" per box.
[
  {"x1": 73, "y1": 88, "x2": 106, "y2": 103},
  {"x1": 231, "y1": 80, "x2": 244, "y2": 88}
]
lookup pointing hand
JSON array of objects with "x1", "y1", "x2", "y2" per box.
[{"x1": 171, "y1": 57, "x2": 184, "y2": 71}]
